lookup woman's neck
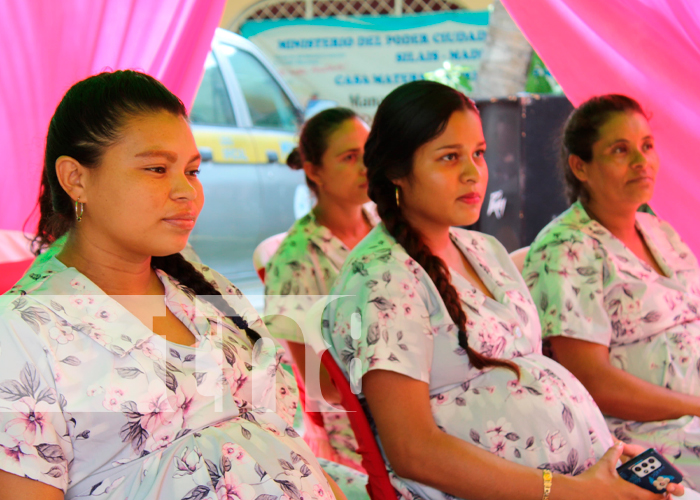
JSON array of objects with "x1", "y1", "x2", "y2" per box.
[
  {"x1": 56, "y1": 230, "x2": 160, "y2": 296},
  {"x1": 313, "y1": 198, "x2": 371, "y2": 247},
  {"x1": 402, "y1": 211, "x2": 453, "y2": 257},
  {"x1": 582, "y1": 198, "x2": 638, "y2": 242}
]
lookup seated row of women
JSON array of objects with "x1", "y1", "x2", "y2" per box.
[
  {"x1": 264, "y1": 83, "x2": 700, "y2": 499},
  {"x1": 0, "y1": 70, "x2": 694, "y2": 500}
]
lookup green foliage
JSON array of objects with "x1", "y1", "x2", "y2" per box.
[
  {"x1": 423, "y1": 61, "x2": 473, "y2": 94},
  {"x1": 525, "y1": 52, "x2": 563, "y2": 95}
]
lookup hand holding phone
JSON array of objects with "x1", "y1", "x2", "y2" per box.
[{"x1": 616, "y1": 448, "x2": 683, "y2": 494}]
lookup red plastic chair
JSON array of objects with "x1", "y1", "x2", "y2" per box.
[
  {"x1": 0, "y1": 258, "x2": 33, "y2": 294},
  {"x1": 321, "y1": 350, "x2": 397, "y2": 500}
]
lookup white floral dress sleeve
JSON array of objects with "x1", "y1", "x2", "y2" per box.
[
  {"x1": 524, "y1": 230, "x2": 613, "y2": 346},
  {"x1": 0, "y1": 296, "x2": 73, "y2": 491},
  {"x1": 325, "y1": 256, "x2": 435, "y2": 388}
]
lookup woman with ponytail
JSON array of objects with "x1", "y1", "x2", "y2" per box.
[
  {"x1": 264, "y1": 108, "x2": 376, "y2": 495},
  {"x1": 322, "y1": 81, "x2": 687, "y2": 500},
  {"x1": 0, "y1": 70, "x2": 345, "y2": 500}
]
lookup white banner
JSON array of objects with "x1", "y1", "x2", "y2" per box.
[{"x1": 241, "y1": 11, "x2": 489, "y2": 118}]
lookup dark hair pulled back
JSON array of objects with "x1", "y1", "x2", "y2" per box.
[
  {"x1": 287, "y1": 107, "x2": 357, "y2": 195},
  {"x1": 560, "y1": 94, "x2": 647, "y2": 204},
  {"x1": 365, "y1": 80, "x2": 519, "y2": 378},
  {"x1": 35, "y1": 69, "x2": 259, "y2": 344}
]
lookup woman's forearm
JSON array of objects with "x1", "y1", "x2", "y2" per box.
[
  {"x1": 394, "y1": 425, "x2": 558, "y2": 500},
  {"x1": 579, "y1": 363, "x2": 700, "y2": 420},
  {"x1": 549, "y1": 337, "x2": 700, "y2": 421}
]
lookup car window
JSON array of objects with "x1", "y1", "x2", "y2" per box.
[
  {"x1": 224, "y1": 47, "x2": 298, "y2": 132},
  {"x1": 190, "y1": 53, "x2": 237, "y2": 126}
]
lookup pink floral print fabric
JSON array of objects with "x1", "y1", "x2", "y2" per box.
[
  {"x1": 0, "y1": 245, "x2": 335, "y2": 500},
  {"x1": 322, "y1": 224, "x2": 614, "y2": 500},
  {"x1": 524, "y1": 201, "x2": 700, "y2": 486}
]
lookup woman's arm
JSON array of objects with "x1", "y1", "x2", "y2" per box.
[
  {"x1": 284, "y1": 337, "x2": 341, "y2": 406},
  {"x1": 549, "y1": 337, "x2": 700, "y2": 420},
  {"x1": 362, "y1": 369, "x2": 669, "y2": 500},
  {"x1": 0, "y1": 470, "x2": 63, "y2": 500},
  {"x1": 322, "y1": 469, "x2": 348, "y2": 500}
]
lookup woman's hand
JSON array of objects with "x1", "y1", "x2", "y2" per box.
[
  {"x1": 618, "y1": 441, "x2": 647, "y2": 464},
  {"x1": 559, "y1": 442, "x2": 684, "y2": 500}
]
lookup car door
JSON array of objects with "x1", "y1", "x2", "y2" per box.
[
  {"x1": 188, "y1": 50, "x2": 264, "y2": 281},
  {"x1": 218, "y1": 41, "x2": 311, "y2": 242}
]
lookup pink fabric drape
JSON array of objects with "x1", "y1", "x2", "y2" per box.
[
  {"x1": 502, "y1": 0, "x2": 700, "y2": 256},
  {"x1": 0, "y1": 0, "x2": 225, "y2": 232}
]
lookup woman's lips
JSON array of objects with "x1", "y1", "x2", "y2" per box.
[
  {"x1": 458, "y1": 193, "x2": 481, "y2": 204},
  {"x1": 162, "y1": 217, "x2": 196, "y2": 230},
  {"x1": 628, "y1": 176, "x2": 655, "y2": 185}
]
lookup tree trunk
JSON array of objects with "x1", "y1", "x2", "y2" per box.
[{"x1": 472, "y1": 0, "x2": 533, "y2": 99}]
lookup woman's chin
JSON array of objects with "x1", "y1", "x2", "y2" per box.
[{"x1": 149, "y1": 239, "x2": 190, "y2": 258}]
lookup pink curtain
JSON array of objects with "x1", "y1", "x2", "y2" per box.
[
  {"x1": 0, "y1": 0, "x2": 225, "y2": 232},
  {"x1": 502, "y1": 0, "x2": 700, "y2": 256}
]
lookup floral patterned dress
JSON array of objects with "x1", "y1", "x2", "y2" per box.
[
  {"x1": 0, "y1": 246, "x2": 336, "y2": 500},
  {"x1": 524, "y1": 200, "x2": 700, "y2": 487},
  {"x1": 322, "y1": 224, "x2": 614, "y2": 500},
  {"x1": 265, "y1": 204, "x2": 379, "y2": 478}
]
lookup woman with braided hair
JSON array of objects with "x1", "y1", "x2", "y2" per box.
[
  {"x1": 0, "y1": 70, "x2": 345, "y2": 500},
  {"x1": 321, "y1": 81, "x2": 688, "y2": 500}
]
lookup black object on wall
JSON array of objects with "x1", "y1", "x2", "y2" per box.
[{"x1": 471, "y1": 93, "x2": 574, "y2": 252}]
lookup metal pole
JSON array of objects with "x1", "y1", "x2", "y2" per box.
[
  {"x1": 305, "y1": 0, "x2": 313, "y2": 19},
  {"x1": 394, "y1": 0, "x2": 403, "y2": 16}
]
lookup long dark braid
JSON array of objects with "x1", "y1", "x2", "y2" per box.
[
  {"x1": 32, "y1": 70, "x2": 260, "y2": 346},
  {"x1": 365, "y1": 80, "x2": 520, "y2": 378},
  {"x1": 151, "y1": 254, "x2": 261, "y2": 345}
]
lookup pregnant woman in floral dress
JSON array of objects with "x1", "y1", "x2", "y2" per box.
[
  {"x1": 524, "y1": 94, "x2": 700, "y2": 487},
  {"x1": 322, "y1": 81, "x2": 686, "y2": 500},
  {"x1": 0, "y1": 70, "x2": 344, "y2": 500}
]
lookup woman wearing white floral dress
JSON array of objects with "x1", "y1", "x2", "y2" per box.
[
  {"x1": 322, "y1": 81, "x2": 689, "y2": 500},
  {"x1": 524, "y1": 94, "x2": 700, "y2": 487},
  {"x1": 0, "y1": 70, "x2": 345, "y2": 500},
  {"x1": 264, "y1": 109, "x2": 376, "y2": 495}
]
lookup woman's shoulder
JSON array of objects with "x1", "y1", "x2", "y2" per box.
[
  {"x1": 266, "y1": 214, "x2": 320, "y2": 269},
  {"x1": 529, "y1": 202, "x2": 602, "y2": 253},
  {"x1": 332, "y1": 225, "x2": 414, "y2": 288}
]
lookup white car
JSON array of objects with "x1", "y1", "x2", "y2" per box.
[{"x1": 189, "y1": 29, "x2": 314, "y2": 284}]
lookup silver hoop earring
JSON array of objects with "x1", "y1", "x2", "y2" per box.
[{"x1": 75, "y1": 199, "x2": 84, "y2": 222}]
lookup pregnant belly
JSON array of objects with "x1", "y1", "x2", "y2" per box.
[{"x1": 429, "y1": 354, "x2": 614, "y2": 473}]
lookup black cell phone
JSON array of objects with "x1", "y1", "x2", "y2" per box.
[{"x1": 617, "y1": 448, "x2": 683, "y2": 493}]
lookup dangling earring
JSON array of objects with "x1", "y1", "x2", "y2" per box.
[
  {"x1": 75, "y1": 199, "x2": 84, "y2": 222},
  {"x1": 395, "y1": 186, "x2": 400, "y2": 207}
]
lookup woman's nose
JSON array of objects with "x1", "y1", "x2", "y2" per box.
[
  {"x1": 172, "y1": 173, "x2": 197, "y2": 200},
  {"x1": 460, "y1": 158, "x2": 482, "y2": 182}
]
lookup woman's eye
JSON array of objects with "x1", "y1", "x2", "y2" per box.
[
  {"x1": 643, "y1": 142, "x2": 654, "y2": 152},
  {"x1": 187, "y1": 169, "x2": 201, "y2": 177},
  {"x1": 147, "y1": 166, "x2": 166, "y2": 173},
  {"x1": 343, "y1": 154, "x2": 357, "y2": 162},
  {"x1": 613, "y1": 146, "x2": 627, "y2": 154},
  {"x1": 442, "y1": 153, "x2": 458, "y2": 161},
  {"x1": 474, "y1": 149, "x2": 486, "y2": 159}
]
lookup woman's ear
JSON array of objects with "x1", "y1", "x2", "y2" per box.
[
  {"x1": 55, "y1": 156, "x2": 88, "y2": 203},
  {"x1": 567, "y1": 154, "x2": 589, "y2": 183},
  {"x1": 303, "y1": 161, "x2": 323, "y2": 189}
]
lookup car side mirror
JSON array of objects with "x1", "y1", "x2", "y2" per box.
[{"x1": 198, "y1": 147, "x2": 213, "y2": 163}]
